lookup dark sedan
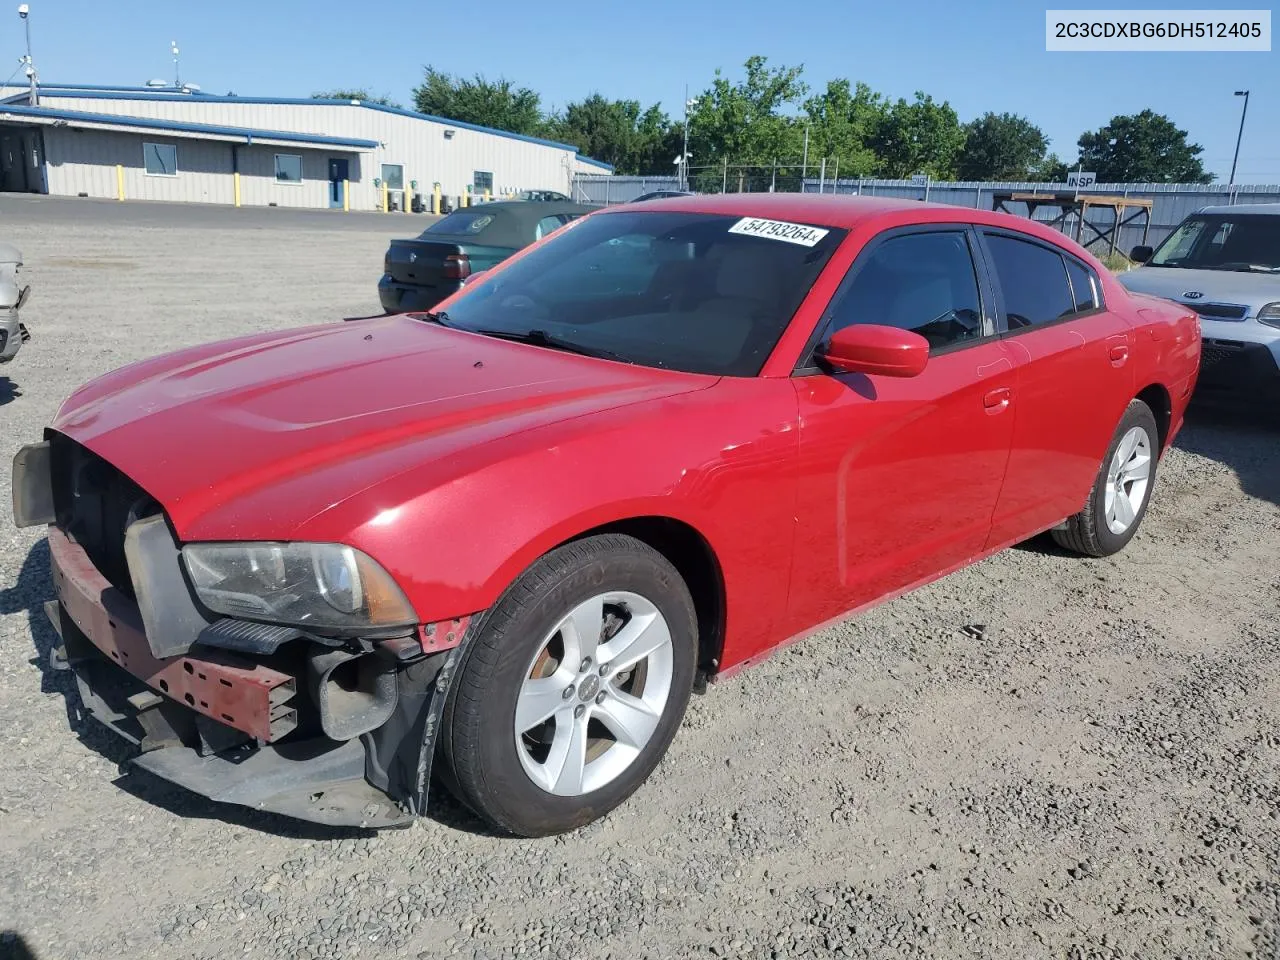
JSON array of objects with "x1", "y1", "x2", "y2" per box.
[{"x1": 378, "y1": 201, "x2": 595, "y2": 313}]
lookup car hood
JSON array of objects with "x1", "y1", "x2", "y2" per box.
[
  {"x1": 53, "y1": 316, "x2": 712, "y2": 539},
  {"x1": 1117, "y1": 265, "x2": 1280, "y2": 315}
]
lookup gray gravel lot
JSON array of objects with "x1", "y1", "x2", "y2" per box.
[{"x1": 1, "y1": 196, "x2": 1278, "y2": 960}]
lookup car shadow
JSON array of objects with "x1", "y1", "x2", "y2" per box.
[
  {"x1": 5, "y1": 541, "x2": 506, "y2": 840},
  {"x1": 0, "y1": 930, "x2": 42, "y2": 960},
  {"x1": 1175, "y1": 399, "x2": 1280, "y2": 509},
  {"x1": 0, "y1": 376, "x2": 19, "y2": 405}
]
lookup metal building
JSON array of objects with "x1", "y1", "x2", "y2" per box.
[{"x1": 0, "y1": 83, "x2": 612, "y2": 210}]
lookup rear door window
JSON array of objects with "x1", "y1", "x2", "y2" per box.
[{"x1": 982, "y1": 234, "x2": 1075, "y2": 330}]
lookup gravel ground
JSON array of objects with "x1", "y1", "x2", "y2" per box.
[{"x1": 1, "y1": 197, "x2": 1278, "y2": 960}]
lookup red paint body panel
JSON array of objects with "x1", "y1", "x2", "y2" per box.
[
  {"x1": 786, "y1": 342, "x2": 1018, "y2": 632},
  {"x1": 50, "y1": 195, "x2": 1200, "y2": 676}
]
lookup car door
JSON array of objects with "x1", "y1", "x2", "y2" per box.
[
  {"x1": 976, "y1": 230, "x2": 1136, "y2": 547},
  {"x1": 787, "y1": 226, "x2": 1020, "y2": 631}
]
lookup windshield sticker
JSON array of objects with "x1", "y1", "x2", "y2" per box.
[{"x1": 728, "y1": 217, "x2": 829, "y2": 247}]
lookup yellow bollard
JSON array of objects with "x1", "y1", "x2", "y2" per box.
[
  {"x1": 233, "y1": 171, "x2": 241, "y2": 207},
  {"x1": 116, "y1": 164, "x2": 124, "y2": 201},
  {"x1": 484, "y1": 188, "x2": 491, "y2": 203},
  {"x1": 432, "y1": 183, "x2": 441, "y2": 215},
  {"x1": 343, "y1": 179, "x2": 349, "y2": 212},
  {"x1": 382, "y1": 182, "x2": 389, "y2": 213}
]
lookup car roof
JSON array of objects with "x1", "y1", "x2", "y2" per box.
[
  {"x1": 1194, "y1": 203, "x2": 1280, "y2": 216},
  {"x1": 420, "y1": 201, "x2": 597, "y2": 248},
  {"x1": 593, "y1": 193, "x2": 1091, "y2": 252},
  {"x1": 452, "y1": 200, "x2": 596, "y2": 216}
]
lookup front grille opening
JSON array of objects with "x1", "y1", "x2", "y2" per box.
[
  {"x1": 1193, "y1": 303, "x2": 1249, "y2": 321},
  {"x1": 49, "y1": 432, "x2": 162, "y2": 597}
]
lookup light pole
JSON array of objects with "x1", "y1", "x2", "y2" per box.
[
  {"x1": 1228, "y1": 90, "x2": 1250, "y2": 187},
  {"x1": 681, "y1": 87, "x2": 699, "y2": 192},
  {"x1": 17, "y1": 4, "x2": 35, "y2": 106}
]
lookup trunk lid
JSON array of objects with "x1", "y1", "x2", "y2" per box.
[{"x1": 385, "y1": 237, "x2": 511, "y2": 288}]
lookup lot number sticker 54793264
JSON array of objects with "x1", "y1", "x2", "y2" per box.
[{"x1": 728, "y1": 217, "x2": 830, "y2": 247}]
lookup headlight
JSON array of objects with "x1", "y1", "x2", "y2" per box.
[
  {"x1": 1258, "y1": 302, "x2": 1280, "y2": 328},
  {"x1": 182, "y1": 542, "x2": 416, "y2": 631}
]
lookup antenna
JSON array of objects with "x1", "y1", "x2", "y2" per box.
[{"x1": 171, "y1": 40, "x2": 180, "y2": 88}]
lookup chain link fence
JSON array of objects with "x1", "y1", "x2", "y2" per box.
[{"x1": 572, "y1": 169, "x2": 1280, "y2": 254}]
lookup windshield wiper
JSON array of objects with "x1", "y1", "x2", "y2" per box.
[
  {"x1": 474, "y1": 328, "x2": 629, "y2": 363},
  {"x1": 1208, "y1": 262, "x2": 1280, "y2": 273},
  {"x1": 407, "y1": 310, "x2": 454, "y2": 326}
]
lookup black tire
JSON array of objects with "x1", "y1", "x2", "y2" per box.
[
  {"x1": 440, "y1": 534, "x2": 697, "y2": 837},
  {"x1": 1052, "y1": 399, "x2": 1159, "y2": 557}
]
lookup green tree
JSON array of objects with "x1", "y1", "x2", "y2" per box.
[
  {"x1": 956, "y1": 112, "x2": 1049, "y2": 181},
  {"x1": 545, "y1": 95, "x2": 680, "y2": 175},
  {"x1": 802, "y1": 79, "x2": 885, "y2": 178},
  {"x1": 1035, "y1": 153, "x2": 1072, "y2": 183},
  {"x1": 687, "y1": 56, "x2": 808, "y2": 186},
  {"x1": 412, "y1": 67, "x2": 542, "y2": 135},
  {"x1": 1075, "y1": 110, "x2": 1212, "y2": 183},
  {"x1": 311, "y1": 89, "x2": 402, "y2": 108},
  {"x1": 871, "y1": 92, "x2": 966, "y2": 179}
]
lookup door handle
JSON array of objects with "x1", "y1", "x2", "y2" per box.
[
  {"x1": 982, "y1": 387, "x2": 1012, "y2": 412},
  {"x1": 1109, "y1": 345, "x2": 1129, "y2": 365}
]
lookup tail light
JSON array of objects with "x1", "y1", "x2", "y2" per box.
[
  {"x1": 383, "y1": 252, "x2": 391, "y2": 274},
  {"x1": 442, "y1": 253, "x2": 472, "y2": 280}
]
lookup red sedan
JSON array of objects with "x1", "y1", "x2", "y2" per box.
[{"x1": 13, "y1": 195, "x2": 1200, "y2": 836}]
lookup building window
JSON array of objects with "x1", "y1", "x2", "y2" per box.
[
  {"x1": 143, "y1": 142, "x2": 177, "y2": 176},
  {"x1": 473, "y1": 170, "x2": 494, "y2": 193},
  {"x1": 274, "y1": 154, "x2": 303, "y2": 183},
  {"x1": 380, "y1": 163, "x2": 404, "y2": 190}
]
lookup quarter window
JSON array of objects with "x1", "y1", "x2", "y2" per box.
[
  {"x1": 1065, "y1": 258, "x2": 1101, "y2": 313},
  {"x1": 535, "y1": 215, "x2": 565, "y2": 240},
  {"x1": 274, "y1": 154, "x2": 303, "y2": 183},
  {"x1": 826, "y1": 231, "x2": 984, "y2": 351},
  {"x1": 983, "y1": 234, "x2": 1075, "y2": 329},
  {"x1": 143, "y1": 142, "x2": 177, "y2": 176}
]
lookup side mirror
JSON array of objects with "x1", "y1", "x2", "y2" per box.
[
  {"x1": 1130, "y1": 245, "x2": 1153, "y2": 264},
  {"x1": 819, "y1": 324, "x2": 929, "y2": 378},
  {"x1": 460, "y1": 268, "x2": 488, "y2": 286}
]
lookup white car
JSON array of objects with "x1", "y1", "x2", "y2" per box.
[
  {"x1": 1118, "y1": 203, "x2": 1280, "y2": 402},
  {"x1": 0, "y1": 242, "x2": 31, "y2": 364}
]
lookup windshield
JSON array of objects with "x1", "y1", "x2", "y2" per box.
[
  {"x1": 432, "y1": 211, "x2": 846, "y2": 376},
  {"x1": 1149, "y1": 214, "x2": 1280, "y2": 271}
]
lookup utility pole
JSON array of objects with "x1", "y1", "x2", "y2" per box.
[
  {"x1": 1229, "y1": 90, "x2": 1250, "y2": 187},
  {"x1": 172, "y1": 40, "x2": 181, "y2": 89}
]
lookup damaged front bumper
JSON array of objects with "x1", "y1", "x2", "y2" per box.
[{"x1": 17, "y1": 437, "x2": 477, "y2": 829}]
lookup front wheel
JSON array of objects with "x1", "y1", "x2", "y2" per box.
[
  {"x1": 440, "y1": 534, "x2": 697, "y2": 837},
  {"x1": 1052, "y1": 399, "x2": 1159, "y2": 557}
]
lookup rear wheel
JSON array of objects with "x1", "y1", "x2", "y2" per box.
[
  {"x1": 1052, "y1": 399, "x2": 1159, "y2": 557},
  {"x1": 441, "y1": 534, "x2": 697, "y2": 836}
]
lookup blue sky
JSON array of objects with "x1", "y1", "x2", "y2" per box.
[{"x1": 6, "y1": 0, "x2": 1278, "y2": 181}]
